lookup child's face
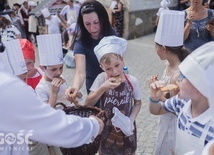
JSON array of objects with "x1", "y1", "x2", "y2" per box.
[
  {"x1": 178, "y1": 72, "x2": 199, "y2": 100},
  {"x1": 100, "y1": 55, "x2": 124, "y2": 78},
  {"x1": 41, "y1": 64, "x2": 63, "y2": 81},
  {"x1": 25, "y1": 59, "x2": 35, "y2": 78}
]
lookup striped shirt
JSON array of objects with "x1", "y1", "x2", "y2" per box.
[
  {"x1": 0, "y1": 25, "x2": 21, "y2": 41},
  {"x1": 163, "y1": 95, "x2": 214, "y2": 145}
]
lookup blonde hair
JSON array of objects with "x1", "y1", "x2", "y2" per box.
[{"x1": 100, "y1": 53, "x2": 122, "y2": 65}]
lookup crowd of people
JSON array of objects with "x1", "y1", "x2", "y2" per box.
[{"x1": 1, "y1": 0, "x2": 214, "y2": 155}]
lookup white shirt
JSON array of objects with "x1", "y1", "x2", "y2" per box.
[
  {"x1": 0, "y1": 68, "x2": 99, "y2": 155},
  {"x1": 35, "y1": 76, "x2": 72, "y2": 107},
  {"x1": 45, "y1": 15, "x2": 61, "y2": 34},
  {"x1": 60, "y1": 4, "x2": 80, "y2": 20}
]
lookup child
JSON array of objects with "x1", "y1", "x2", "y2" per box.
[
  {"x1": 36, "y1": 34, "x2": 73, "y2": 108},
  {"x1": 85, "y1": 36, "x2": 142, "y2": 155},
  {"x1": 36, "y1": 33, "x2": 74, "y2": 155},
  {"x1": 156, "y1": 0, "x2": 170, "y2": 26},
  {"x1": 41, "y1": 8, "x2": 68, "y2": 34},
  {"x1": 148, "y1": 41, "x2": 214, "y2": 155},
  {"x1": 20, "y1": 39, "x2": 43, "y2": 89},
  {"x1": 150, "y1": 10, "x2": 189, "y2": 155}
]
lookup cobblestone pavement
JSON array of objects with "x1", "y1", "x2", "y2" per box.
[{"x1": 35, "y1": 33, "x2": 165, "y2": 155}]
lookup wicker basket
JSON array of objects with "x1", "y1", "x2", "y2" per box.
[{"x1": 56, "y1": 103, "x2": 106, "y2": 155}]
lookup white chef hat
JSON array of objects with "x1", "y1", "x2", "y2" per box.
[
  {"x1": 94, "y1": 36, "x2": 127, "y2": 62},
  {"x1": 155, "y1": 10, "x2": 184, "y2": 47},
  {"x1": 41, "y1": 8, "x2": 50, "y2": 18},
  {"x1": 28, "y1": 1, "x2": 36, "y2": 7},
  {"x1": 179, "y1": 41, "x2": 214, "y2": 98},
  {"x1": 37, "y1": 34, "x2": 63, "y2": 66},
  {"x1": 0, "y1": 39, "x2": 27, "y2": 76},
  {"x1": 160, "y1": 0, "x2": 170, "y2": 8}
]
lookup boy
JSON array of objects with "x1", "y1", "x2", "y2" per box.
[
  {"x1": 41, "y1": 8, "x2": 67, "y2": 34},
  {"x1": 148, "y1": 42, "x2": 214, "y2": 155},
  {"x1": 20, "y1": 39, "x2": 43, "y2": 89},
  {"x1": 36, "y1": 33, "x2": 73, "y2": 108},
  {"x1": 85, "y1": 36, "x2": 142, "y2": 155}
]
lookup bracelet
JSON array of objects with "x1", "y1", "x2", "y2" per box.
[{"x1": 148, "y1": 96, "x2": 160, "y2": 104}]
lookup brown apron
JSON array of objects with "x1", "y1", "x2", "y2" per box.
[{"x1": 100, "y1": 74, "x2": 137, "y2": 155}]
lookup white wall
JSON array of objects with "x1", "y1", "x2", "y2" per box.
[{"x1": 99, "y1": 0, "x2": 177, "y2": 11}]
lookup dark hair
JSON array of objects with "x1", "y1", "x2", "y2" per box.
[
  {"x1": 13, "y1": 3, "x2": 21, "y2": 8},
  {"x1": 156, "y1": 42, "x2": 190, "y2": 62},
  {"x1": 70, "y1": 0, "x2": 114, "y2": 49},
  {"x1": 0, "y1": 17, "x2": 12, "y2": 29}
]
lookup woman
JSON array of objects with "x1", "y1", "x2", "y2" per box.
[
  {"x1": 111, "y1": 0, "x2": 124, "y2": 37},
  {"x1": 184, "y1": 0, "x2": 214, "y2": 52},
  {"x1": 10, "y1": 10, "x2": 26, "y2": 39},
  {"x1": 65, "y1": 1, "x2": 115, "y2": 106},
  {"x1": 0, "y1": 15, "x2": 21, "y2": 41}
]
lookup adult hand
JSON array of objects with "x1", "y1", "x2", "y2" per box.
[
  {"x1": 89, "y1": 115, "x2": 104, "y2": 135},
  {"x1": 186, "y1": 10, "x2": 194, "y2": 24},
  {"x1": 65, "y1": 86, "x2": 82, "y2": 102}
]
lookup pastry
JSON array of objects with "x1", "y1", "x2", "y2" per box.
[{"x1": 160, "y1": 84, "x2": 179, "y2": 92}]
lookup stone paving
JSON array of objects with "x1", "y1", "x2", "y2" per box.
[{"x1": 35, "y1": 33, "x2": 165, "y2": 155}]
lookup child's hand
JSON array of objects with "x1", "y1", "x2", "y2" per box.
[
  {"x1": 149, "y1": 80, "x2": 166, "y2": 100},
  {"x1": 51, "y1": 78, "x2": 64, "y2": 94},
  {"x1": 102, "y1": 77, "x2": 121, "y2": 91},
  {"x1": 148, "y1": 74, "x2": 158, "y2": 87}
]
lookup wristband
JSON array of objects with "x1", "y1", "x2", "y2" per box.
[{"x1": 148, "y1": 96, "x2": 160, "y2": 104}]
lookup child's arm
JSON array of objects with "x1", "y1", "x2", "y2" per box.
[
  {"x1": 129, "y1": 100, "x2": 142, "y2": 123},
  {"x1": 85, "y1": 77, "x2": 121, "y2": 106}
]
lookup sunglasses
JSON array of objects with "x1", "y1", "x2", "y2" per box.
[
  {"x1": 178, "y1": 72, "x2": 186, "y2": 82},
  {"x1": 81, "y1": 4, "x2": 94, "y2": 14}
]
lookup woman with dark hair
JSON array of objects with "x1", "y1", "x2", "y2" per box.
[{"x1": 65, "y1": 0, "x2": 115, "y2": 106}]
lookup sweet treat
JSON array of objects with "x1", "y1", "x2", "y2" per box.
[
  {"x1": 54, "y1": 77, "x2": 65, "y2": 84},
  {"x1": 112, "y1": 76, "x2": 122, "y2": 83},
  {"x1": 70, "y1": 94, "x2": 81, "y2": 107},
  {"x1": 160, "y1": 84, "x2": 179, "y2": 92}
]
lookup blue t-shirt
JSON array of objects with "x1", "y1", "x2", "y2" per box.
[
  {"x1": 74, "y1": 38, "x2": 103, "y2": 90},
  {"x1": 184, "y1": 9, "x2": 214, "y2": 52}
]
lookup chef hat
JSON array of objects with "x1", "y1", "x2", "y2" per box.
[
  {"x1": 94, "y1": 36, "x2": 127, "y2": 62},
  {"x1": 20, "y1": 39, "x2": 35, "y2": 62},
  {"x1": 37, "y1": 34, "x2": 63, "y2": 66},
  {"x1": 41, "y1": 8, "x2": 50, "y2": 18},
  {"x1": 155, "y1": 10, "x2": 184, "y2": 47},
  {"x1": 204, "y1": 63, "x2": 214, "y2": 116},
  {"x1": 179, "y1": 41, "x2": 214, "y2": 98},
  {"x1": 28, "y1": 1, "x2": 36, "y2": 7},
  {"x1": 160, "y1": 0, "x2": 170, "y2": 8},
  {"x1": 0, "y1": 39, "x2": 27, "y2": 76}
]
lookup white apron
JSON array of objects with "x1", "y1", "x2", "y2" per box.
[
  {"x1": 28, "y1": 15, "x2": 38, "y2": 33},
  {"x1": 67, "y1": 8, "x2": 76, "y2": 22},
  {"x1": 175, "y1": 101, "x2": 212, "y2": 155}
]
